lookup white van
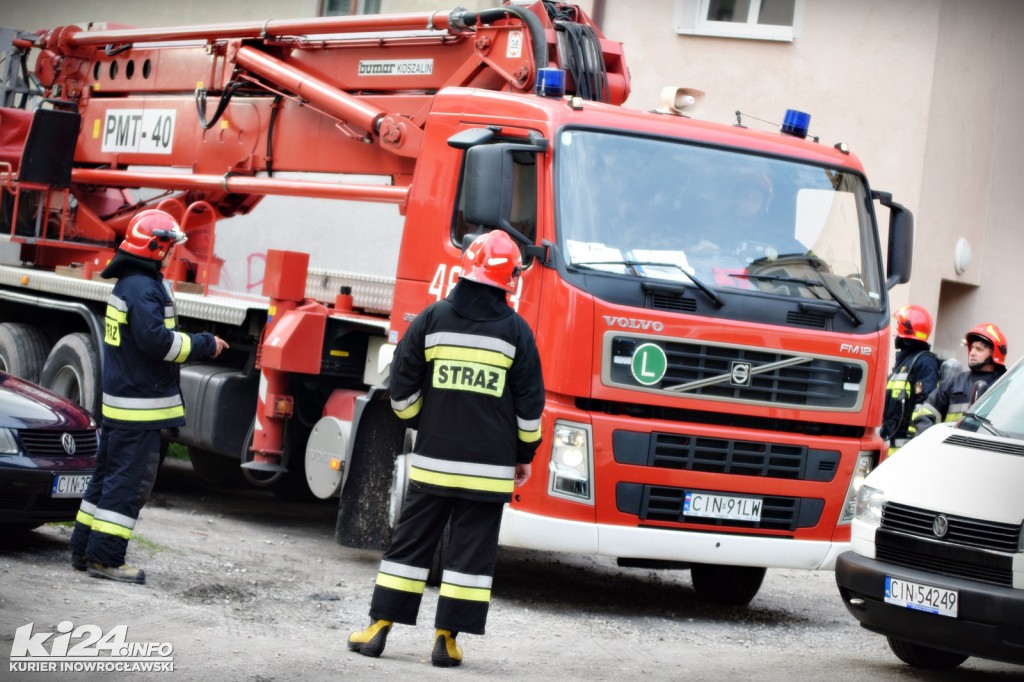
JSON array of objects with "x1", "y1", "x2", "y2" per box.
[{"x1": 835, "y1": 357, "x2": 1024, "y2": 670}]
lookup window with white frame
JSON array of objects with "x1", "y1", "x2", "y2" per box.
[
  {"x1": 675, "y1": 0, "x2": 804, "y2": 42},
  {"x1": 322, "y1": 0, "x2": 382, "y2": 16}
]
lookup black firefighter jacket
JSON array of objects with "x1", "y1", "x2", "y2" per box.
[
  {"x1": 101, "y1": 253, "x2": 217, "y2": 429},
  {"x1": 389, "y1": 279, "x2": 545, "y2": 503}
]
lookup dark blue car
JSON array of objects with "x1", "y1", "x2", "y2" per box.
[{"x1": 0, "y1": 370, "x2": 98, "y2": 531}]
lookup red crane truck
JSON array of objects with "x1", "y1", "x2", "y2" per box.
[{"x1": 0, "y1": 1, "x2": 912, "y2": 604}]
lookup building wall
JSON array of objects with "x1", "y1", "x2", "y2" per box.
[{"x1": 4, "y1": 0, "x2": 1021, "y2": 366}]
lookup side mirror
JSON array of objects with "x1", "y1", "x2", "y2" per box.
[
  {"x1": 463, "y1": 142, "x2": 547, "y2": 261},
  {"x1": 874, "y1": 191, "x2": 913, "y2": 290}
]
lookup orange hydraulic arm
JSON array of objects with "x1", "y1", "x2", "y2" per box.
[{"x1": 3, "y1": 2, "x2": 628, "y2": 263}]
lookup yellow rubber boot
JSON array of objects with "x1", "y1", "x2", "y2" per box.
[
  {"x1": 347, "y1": 619, "x2": 392, "y2": 658},
  {"x1": 431, "y1": 629, "x2": 463, "y2": 668}
]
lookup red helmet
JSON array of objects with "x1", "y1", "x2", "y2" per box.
[
  {"x1": 894, "y1": 304, "x2": 933, "y2": 342},
  {"x1": 965, "y1": 322, "x2": 1008, "y2": 366},
  {"x1": 460, "y1": 231, "x2": 522, "y2": 293},
  {"x1": 120, "y1": 209, "x2": 187, "y2": 261}
]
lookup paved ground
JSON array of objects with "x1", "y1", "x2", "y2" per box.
[{"x1": 1, "y1": 459, "x2": 1021, "y2": 681}]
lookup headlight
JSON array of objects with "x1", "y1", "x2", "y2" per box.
[
  {"x1": 839, "y1": 451, "x2": 876, "y2": 523},
  {"x1": 548, "y1": 421, "x2": 593, "y2": 503},
  {"x1": 0, "y1": 427, "x2": 21, "y2": 456},
  {"x1": 855, "y1": 484, "x2": 885, "y2": 527}
]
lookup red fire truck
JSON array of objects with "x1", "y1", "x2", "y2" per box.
[{"x1": 0, "y1": 2, "x2": 912, "y2": 604}]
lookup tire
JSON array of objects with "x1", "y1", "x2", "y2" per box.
[
  {"x1": 188, "y1": 446, "x2": 239, "y2": 485},
  {"x1": 335, "y1": 399, "x2": 406, "y2": 550},
  {"x1": 272, "y1": 416, "x2": 317, "y2": 501},
  {"x1": 0, "y1": 322, "x2": 53, "y2": 383},
  {"x1": 39, "y1": 333, "x2": 100, "y2": 415},
  {"x1": 690, "y1": 563, "x2": 766, "y2": 606},
  {"x1": 886, "y1": 637, "x2": 968, "y2": 670}
]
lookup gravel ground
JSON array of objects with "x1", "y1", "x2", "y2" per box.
[{"x1": 1, "y1": 459, "x2": 1021, "y2": 681}]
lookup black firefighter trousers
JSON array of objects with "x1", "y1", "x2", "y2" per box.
[
  {"x1": 70, "y1": 428, "x2": 161, "y2": 567},
  {"x1": 368, "y1": 484, "x2": 504, "y2": 635}
]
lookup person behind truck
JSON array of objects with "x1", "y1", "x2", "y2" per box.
[
  {"x1": 347, "y1": 229, "x2": 545, "y2": 668},
  {"x1": 880, "y1": 305, "x2": 940, "y2": 455},
  {"x1": 910, "y1": 322, "x2": 1007, "y2": 437},
  {"x1": 69, "y1": 209, "x2": 228, "y2": 584}
]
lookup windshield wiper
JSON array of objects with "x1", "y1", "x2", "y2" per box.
[
  {"x1": 731, "y1": 272, "x2": 862, "y2": 326},
  {"x1": 573, "y1": 260, "x2": 722, "y2": 307},
  {"x1": 961, "y1": 411, "x2": 1007, "y2": 438}
]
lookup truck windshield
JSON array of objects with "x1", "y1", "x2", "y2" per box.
[{"x1": 555, "y1": 129, "x2": 884, "y2": 311}]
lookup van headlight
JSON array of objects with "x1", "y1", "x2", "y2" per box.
[
  {"x1": 548, "y1": 421, "x2": 593, "y2": 503},
  {"x1": 839, "y1": 451, "x2": 875, "y2": 524},
  {"x1": 855, "y1": 485, "x2": 885, "y2": 527}
]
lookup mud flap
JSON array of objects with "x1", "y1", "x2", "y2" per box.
[{"x1": 335, "y1": 395, "x2": 405, "y2": 549}]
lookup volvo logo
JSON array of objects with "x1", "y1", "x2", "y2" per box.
[
  {"x1": 603, "y1": 315, "x2": 664, "y2": 332},
  {"x1": 61, "y1": 433, "x2": 76, "y2": 455},
  {"x1": 932, "y1": 514, "x2": 949, "y2": 538},
  {"x1": 730, "y1": 361, "x2": 752, "y2": 386}
]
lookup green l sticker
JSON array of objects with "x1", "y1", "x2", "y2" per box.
[{"x1": 631, "y1": 343, "x2": 667, "y2": 385}]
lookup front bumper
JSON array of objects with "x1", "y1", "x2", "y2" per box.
[
  {"x1": 0, "y1": 466, "x2": 91, "y2": 526},
  {"x1": 500, "y1": 506, "x2": 846, "y2": 570},
  {"x1": 835, "y1": 551, "x2": 1024, "y2": 665}
]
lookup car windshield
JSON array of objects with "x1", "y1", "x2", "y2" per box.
[
  {"x1": 555, "y1": 129, "x2": 884, "y2": 310},
  {"x1": 964, "y1": 359, "x2": 1024, "y2": 439}
]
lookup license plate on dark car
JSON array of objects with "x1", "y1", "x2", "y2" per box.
[{"x1": 52, "y1": 474, "x2": 91, "y2": 498}]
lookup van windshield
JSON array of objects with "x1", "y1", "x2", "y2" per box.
[
  {"x1": 555, "y1": 129, "x2": 884, "y2": 311},
  {"x1": 966, "y1": 360, "x2": 1024, "y2": 439}
]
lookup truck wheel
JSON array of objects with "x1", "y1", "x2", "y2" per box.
[
  {"x1": 272, "y1": 416, "x2": 317, "y2": 501},
  {"x1": 0, "y1": 322, "x2": 52, "y2": 383},
  {"x1": 39, "y1": 333, "x2": 100, "y2": 415},
  {"x1": 689, "y1": 563, "x2": 766, "y2": 606},
  {"x1": 886, "y1": 637, "x2": 968, "y2": 670},
  {"x1": 188, "y1": 446, "x2": 239, "y2": 485},
  {"x1": 335, "y1": 399, "x2": 405, "y2": 550}
]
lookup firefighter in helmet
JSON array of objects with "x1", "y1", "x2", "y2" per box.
[
  {"x1": 348, "y1": 229, "x2": 545, "y2": 667},
  {"x1": 70, "y1": 209, "x2": 228, "y2": 583},
  {"x1": 910, "y1": 322, "x2": 1008, "y2": 437},
  {"x1": 880, "y1": 304, "x2": 940, "y2": 455}
]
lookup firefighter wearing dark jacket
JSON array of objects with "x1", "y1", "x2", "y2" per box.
[
  {"x1": 910, "y1": 322, "x2": 1007, "y2": 437},
  {"x1": 70, "y1": 209, "x2": 228, "y2": 584},
  {"x1": 348, "y1": 230, "x2": 545, "y2": 668},
  {"x1": 880, "y1": 305, "x2": 940, "y2": 454}
]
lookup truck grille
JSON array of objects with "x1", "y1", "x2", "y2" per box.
[
  {"x1": 881, "y1": 502, "x2": 1022, "y2": 553},
  {"x1": 606, "y1": 336, "x2": 865, "y2": 410},
  {"x1": 616, "y1": 482, "x2": 824, "y2": 532},
  {"x1": 613, "y1": 430, "x2": 839, "y2": 481},
  {"x1": 874, "y1": 529, "x2": 1015, "y2": 587},
  {"x1": 18, "y1": 430, "x2": 99, "y2": 458}
]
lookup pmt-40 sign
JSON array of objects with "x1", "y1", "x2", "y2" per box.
[{"x1": 100, "y1": 109, "x2": 176, "y2": 154}]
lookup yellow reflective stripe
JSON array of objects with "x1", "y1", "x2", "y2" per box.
[
  {"x1": 439, "y1": 583, "x2": 491, "y2": 602},
  {"x1": 75, "y1": 510, "x2": 94, "y2": 527},
  {"x1": 91, "y1": 519, "x2": 133, "y2": 540},
  {"x1": 174, "y1": 333, "x2": 192, "y2": 363},
  {"x1": 164, "y1": 317, "x2": 175, "y2": 329},
  {"x1": 102, "y1": 404, "x2": 186, "y2": 422},
  {"x1": 393, "y1": 397, "x2": 422, "y2": 420},
  {"x1": 375, "y1": 572, "x2": 425, "y2": 594},
  {"x1": 105, "y1": 305, "x2": 127, "y2": 324},
  {"x1": 518, "y1": 427, "x2": 542, "y2": 443},
  {"x1": 409, "y1": 466, "x2": 514, "y2": 494},
  {"x1": 426, "y1": 345, "x2": 513, "y2": 369}
]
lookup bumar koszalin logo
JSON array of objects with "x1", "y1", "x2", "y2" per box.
[{"x1": 10, "y1": 621, "x2": 174, "y2": 673}]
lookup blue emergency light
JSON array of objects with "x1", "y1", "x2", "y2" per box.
[
  {"x1": 781, "y1": 109, "x2": 811, "y2": 138},
  {"x1": 535, "y1": 68, "x2": 566, "y2": 98}
]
